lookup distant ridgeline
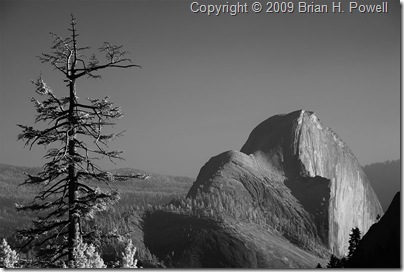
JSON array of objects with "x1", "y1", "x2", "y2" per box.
[{"x1": 362, "y1": 159, "x2": 400, "y2": 212}]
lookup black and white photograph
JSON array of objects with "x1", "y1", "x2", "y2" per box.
[{"x1": 0, "y1": 0, "x2": 401, "y2": 268}]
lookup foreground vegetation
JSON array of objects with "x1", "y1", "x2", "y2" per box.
[{"x1": 0, "y1": 163, "x2": 193, "y2": 268}]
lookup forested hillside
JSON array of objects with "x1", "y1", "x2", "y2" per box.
[
  {"x1": 0, "y1": 164, "x2": 40, "y2": 237},
  {"x1": 0, "y1": 163, "x2": 193, "y2": 240}
]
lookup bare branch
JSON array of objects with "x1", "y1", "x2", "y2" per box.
[{"x1": 74, "y1": 62, "x2": 141, "y2": 79}]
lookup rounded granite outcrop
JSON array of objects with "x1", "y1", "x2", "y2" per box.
[{"x1": 189, "y1": 109, "x2": 383, "y2": 257}]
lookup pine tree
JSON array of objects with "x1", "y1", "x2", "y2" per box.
[
  {"x1": 0, "y1": 239, "x2": 19, "y2": 268},
  {"x1": 69, "y1": 237, "x2": 106, "y2": 268},
  {"x1": 347, "y1": 227, "x2": 361, "y2": 259},
  {"x1": 326, "y1": 254, "x2": 341, "y2": 268},
  {"x1": 121, "y1": 239, "x2": 140, "y2": 268},
  {"x1": 16, "y1": 15, "x2": 144, "y2": 267}
]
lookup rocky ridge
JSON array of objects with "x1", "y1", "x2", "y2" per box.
[{"x1": 189, "y1": 109, "x2": 383, "y2": 256}]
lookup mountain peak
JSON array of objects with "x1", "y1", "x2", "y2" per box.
[{"x1": 190, "y1": 110, "x2": 382, "y2": 257}]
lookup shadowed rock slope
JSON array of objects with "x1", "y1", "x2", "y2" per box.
[
  {"x1": 143, "y1": 210, "x2": 326, "y2": 268},
  {"x1": 346, "y1": 191, "x2": 401, "y2": 268},
  {"x1": 188, "y1": 110, "x2": 383, "y2": 257}
]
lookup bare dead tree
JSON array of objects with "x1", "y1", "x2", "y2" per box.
[{"x1": 16, "y1": 15, "x2": 145, "y2": 267}]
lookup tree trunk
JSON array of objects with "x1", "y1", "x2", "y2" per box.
[{"x1": 67, "y1": 78, "x2": 80, "y2": 267}]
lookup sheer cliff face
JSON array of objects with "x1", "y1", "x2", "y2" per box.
[{"x1": 240, "y1": 110, "x2": 383, "y2": 256}]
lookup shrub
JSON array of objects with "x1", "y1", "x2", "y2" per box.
[
  {"x1": 69, "y1": 238, "x2": 106, "y2": 268},
  {"x1": 121, "y1": 239, "x2": 141, "y2": 268},
  {"x1": 0, "y1": 238, "x2": 19, "y2": 268}
]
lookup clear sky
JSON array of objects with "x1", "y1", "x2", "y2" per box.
[{"x1": 0, "y1": 0, "x2": 400, "y2": 178}]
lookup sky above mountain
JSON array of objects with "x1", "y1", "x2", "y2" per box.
[{"x1": 0, "y1": 0, "x2": 400, "y2": 177}]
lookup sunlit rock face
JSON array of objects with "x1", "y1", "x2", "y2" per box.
[{"x1": 240, "y1": 109, "x2": 383, "y2": 256}]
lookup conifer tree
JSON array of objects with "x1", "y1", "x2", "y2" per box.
[
  {"x1": 347, "y1": 227, "x2": 361, "y2": 259},
  {"x1": 326, "y1": 254, "x2": 341, "y2": 268},
  {"x1": 16, "y1": 15, "x2": 144, "y2": 267},
  {"x1": 121, "y1": 239, "x2": 140, "y2": 268},
  {"x1": 70, "y1": 238, "x2": 106, "y2": 268},
  {"x1": 0, "y1": 239, "x2": 19, "y2": 268}
]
